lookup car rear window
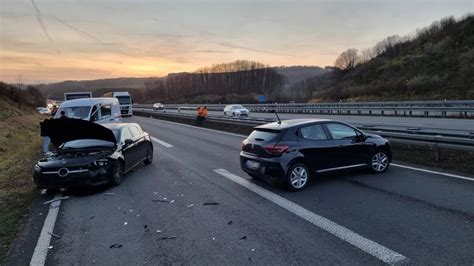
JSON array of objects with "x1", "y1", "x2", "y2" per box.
[{"x1": 248, "y1": 129, "x2": 280, "y2": 142}]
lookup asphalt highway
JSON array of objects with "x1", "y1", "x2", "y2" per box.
[{"x1": 27, "y1": 116, "x2": 474, "y2": 265}]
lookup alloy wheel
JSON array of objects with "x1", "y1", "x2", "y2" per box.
[
  {"x1": 371, "y1": 152, "x2": 388, "y2": 172},
  {"x1": 290, "y1": 166, "x2": 308, "y2": 189}
]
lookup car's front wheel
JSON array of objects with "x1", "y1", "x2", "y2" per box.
[
  {"x1": 109, "y1": 161, "x2": 124, "y2": 186},
  {"x1": 286, "y1": 163, "x2": 310, "y2": 191},
  {"x1": 144, "y1": 145, "x2": 153, "y2": 165},
  {"x1": 370, "y1": 150, "x2": 390, "y2": 173}
]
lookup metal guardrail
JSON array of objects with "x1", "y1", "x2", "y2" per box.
[
  {"x1": 134, "y1": 109, "x2": 474, "y2": 153},
  {"x1": 135, "y1": 100, "x2": 474, "y2": 118}
]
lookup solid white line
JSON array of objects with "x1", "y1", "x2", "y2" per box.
[
  {"x1": 151, "y1": 136, "x2": 174, "y2": 148},
  {"x1": 136, "y1": 115, "x2": 247, "y2": 138},
  {"x1": 30, "y1": 194, "x2": 62, "y2": 266},
  {"x1": 214, "y1": 169, "x2": 408, "y2": 264},
  {"x1": 391, "y1": 163, "x2": 474, "y2": 182}
]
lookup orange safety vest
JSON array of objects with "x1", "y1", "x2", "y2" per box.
[{"x1": 197, "y1": 107, "x2": 203, "y2": 116}]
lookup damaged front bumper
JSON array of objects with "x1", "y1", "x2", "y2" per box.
[{"x1": 34, "y1": 165, "x2": 111, "y2": 189}]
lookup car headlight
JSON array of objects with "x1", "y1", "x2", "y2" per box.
[{"x1": 93, "y1": 159, "x2": 109, "y2": 167}]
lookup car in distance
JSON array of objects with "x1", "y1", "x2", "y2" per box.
[
  {"x1": 224, "y1": 105, "x2": 249, "y2": 117},
  {"x1": 36, "y1": 107, "x2": 51, "y2": 115},
  {"x1": 240, "y1": 119, "x2": 391, "y2": 191},
  {"x1": 153, "y1": 103, "x2": 165, "y2": 111},
  {"x1": 34, "y1": 119, "x2": 153, "y2": 190}
]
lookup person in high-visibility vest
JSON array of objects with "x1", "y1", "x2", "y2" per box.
[
  {"x1": 199, "y1": 106, "x2": 208, "y2": 126},
  {"x1": 195, "y1": 106, "x2": 203, "y2": 126}
]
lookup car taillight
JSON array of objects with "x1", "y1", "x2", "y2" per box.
[{"x1": 264, "y1": 145, "x2": 289, "y2": 155}]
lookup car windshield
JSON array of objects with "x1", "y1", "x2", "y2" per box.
[
  {"x1": 117, "y1": 96, "x2": 131, "y2": 105},
  {"x1": 57, "y1": 106, "x2": 91, "y2": 119},
  {"x1": 59, "y1": 139, "x2": 115, "y2": 150},
  {"x1": 233, "y1": 105, "x2": 245, "y2": 109}
]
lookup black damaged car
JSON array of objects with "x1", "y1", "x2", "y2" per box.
[
  {"x1": 34, "y1": 118, "x2": 153, "y2": 190},
  {"x1": 240, "y1": 119, "x2": 392, "y2": 191}
]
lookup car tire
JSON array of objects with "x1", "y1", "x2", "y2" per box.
[
  {"x1": 247, "y1": 173, "x2": 258, "y2": 179},
  {"x1": 369, "y1": 150, "x2": 390, "y2": 173},
  {"x1": 109, "y1": 161, "x2": 124, "y2": 186},
  {"x1": 286, "y1": 163, "x2": 310, "y2": 191},
  {"x1": 45, "y1": 188, "x2": 60, "y2": 195},
  {"x1": 144, "y1": 145, "x2": 153, "y2": 165}
]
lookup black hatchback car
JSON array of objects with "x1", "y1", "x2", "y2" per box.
[
  {"x1": 240, "y1": 119, "x2": 391, "y2": 191},
  {"x1": 34, "y1": 118, "x2": 153, "y2": 190}
]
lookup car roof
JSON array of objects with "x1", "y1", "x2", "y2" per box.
[
  {"x1": 60, "y1": 97, "x2": 118, "y2": 107},
  {"x1": 255, "y1": 118, "x2": 333, "y2": 130}
]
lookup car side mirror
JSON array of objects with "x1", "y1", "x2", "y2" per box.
[
  {"x1": 356, "y1": 134, "x2": 367, "y2": 142},
  {"x1": 124, "y1": 139, "x2": 134, "y2": 147}
]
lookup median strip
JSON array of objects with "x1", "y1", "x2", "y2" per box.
[
  {"x1": 151, "y1": 136, "x2": 174, "y2": 148},
  {"x1": 213, "y1": 168, "x2": 408, "y2": 264}
]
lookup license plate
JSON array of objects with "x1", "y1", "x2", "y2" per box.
[{"x1": 246, "y1": 160, "x2": 260, "y2": 170}]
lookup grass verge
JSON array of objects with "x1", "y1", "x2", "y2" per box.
[{"x1": 0, "y1": 99, "x2": 43, "y2": 262}]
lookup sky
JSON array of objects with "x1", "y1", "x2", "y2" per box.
[{"x1": 0, "y1": 0, "x2": 472, "y2": 84}]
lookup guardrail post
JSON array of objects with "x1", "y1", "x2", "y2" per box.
[
  {"x1": 381, "y1": 110, "x2": 384, "y2": 116},
  {"x1": 434, "y1": 143, "x2": 440, "y2": 163}
]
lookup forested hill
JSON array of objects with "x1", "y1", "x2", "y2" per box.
[{"x1": 294, "y1": 15, "x2": 474, "y2": 102}]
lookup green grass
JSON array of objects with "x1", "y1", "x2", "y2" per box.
[{"x1": 0, "y1": 100, "x2": 43, "y2": 262}]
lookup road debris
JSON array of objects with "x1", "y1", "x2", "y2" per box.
[
  {"x1": 228, "y1": 221, "x2": 233, "y2": 225},
  {"x1": 89, "y1": 216, "x2": 95, "y2": 220},
  {"x1": 212, "y1": 237, "x2": 216, "y2": 240},
  {"x1": 152, "y1": 199, "x2": 171, "y2": 203},
  {"x1": 43, "y1": 196, "x2": 69, "y2": 205},
  {"x1": 187, "y1": 204, "x2": 194, "y2": 208},
  {"x1": 161, "y1": 236, "x2": 177, "y2": 240},
  {"x1": 48, "y1": 232, "x2": 61, "y2": 238},
  {"x1": 48, "y1": 246, "x2": 53, "y2": 250},
  {"x1": 203, "y1": 202, "x2": 220, "y2": 206},
  {"x1": 251, "y1": 248, "x2": 255, "y2": 252},
  {"x1": 240, "y1": 236, "x2": 247, "y2": 240},
  {"x1": 129, "y1": 209, "x2": 134, "y2": 212},
  {"x1": 156, "y1": 230, "x2": 162, "y2": 234},
  {"x1": 144, "y1": 225, "x2": 149, "y2": 232},
  {"x1": 124, "y1": 222, "x2": 128, "y2": 226},
  {"x1": 170, "y1": 200, "x2": 175, "y2": 203},
  {"x1": 153, "y1": 192, "x2": 158, "y2": 195},
  {"x1": 109, "y1": 244, "x2": 123, "y2": 248}
]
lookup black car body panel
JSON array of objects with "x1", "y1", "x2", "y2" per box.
[
  {"x1": 35, "y1": 121, "x2": 153, "y2": 189},
  {"x1": 40, "y1": 118, "x2": 116, "y2": 147},
  {"x1": 240, "y1": 119, "x2": 391, "y2": 185}
]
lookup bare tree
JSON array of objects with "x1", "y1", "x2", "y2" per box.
[{"x1": 334, "y1": 48, "x2": 360, "y2": 70}]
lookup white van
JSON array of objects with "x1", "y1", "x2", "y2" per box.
[{"x1": 55, "y1": 98, "x2": 122, "y2": 124}]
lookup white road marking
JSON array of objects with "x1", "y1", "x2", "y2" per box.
[
  {"x1": 137, "y1": 115, "x2": 472, "y2": 182},
  {"x1": 30, "y1": 194, "x2": 62, "y2": 266},
  {"x1": 214, "y1": 169, "x2": 408, "y2": 264},
  {"x1": 392, "y1": 163, "x2": 474, "y2": 182},
  {"x1": 137, "y1": 116, "x2": 246, "y2": 138},
  {"x1": 151, "y1": 136, "x2": 174, "y2": 148}
]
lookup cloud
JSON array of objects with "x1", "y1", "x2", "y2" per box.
[
  {"x1": 193, "y1": 50, "x2": 232, "y2": 54},
  {"x1": 30, "y1": 0, "x2": 53, "y2": 44},
  {"x1": 218, "y1": 42, "x2": 294, "y2": 57},
  {"x1": 52, "y1": 16, "x2": 103, "y2": 43}
]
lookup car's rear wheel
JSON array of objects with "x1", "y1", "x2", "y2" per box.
[
  {"x1": 144, "y1": 145, "x2": 153, "y2": 165},
  {"x1": 370, "y1": 150, "x2": 390, "y2": 173},
  {"x1": 109, "y1": 161, "x2": 124, "y2": 186},
  {"x1": 286, "y1": 163, "x2": 310, "y2": 191}
]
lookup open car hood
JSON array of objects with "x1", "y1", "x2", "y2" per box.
[{"x1": 40, "y1": 118, "x2": 116, "y2": 147}]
